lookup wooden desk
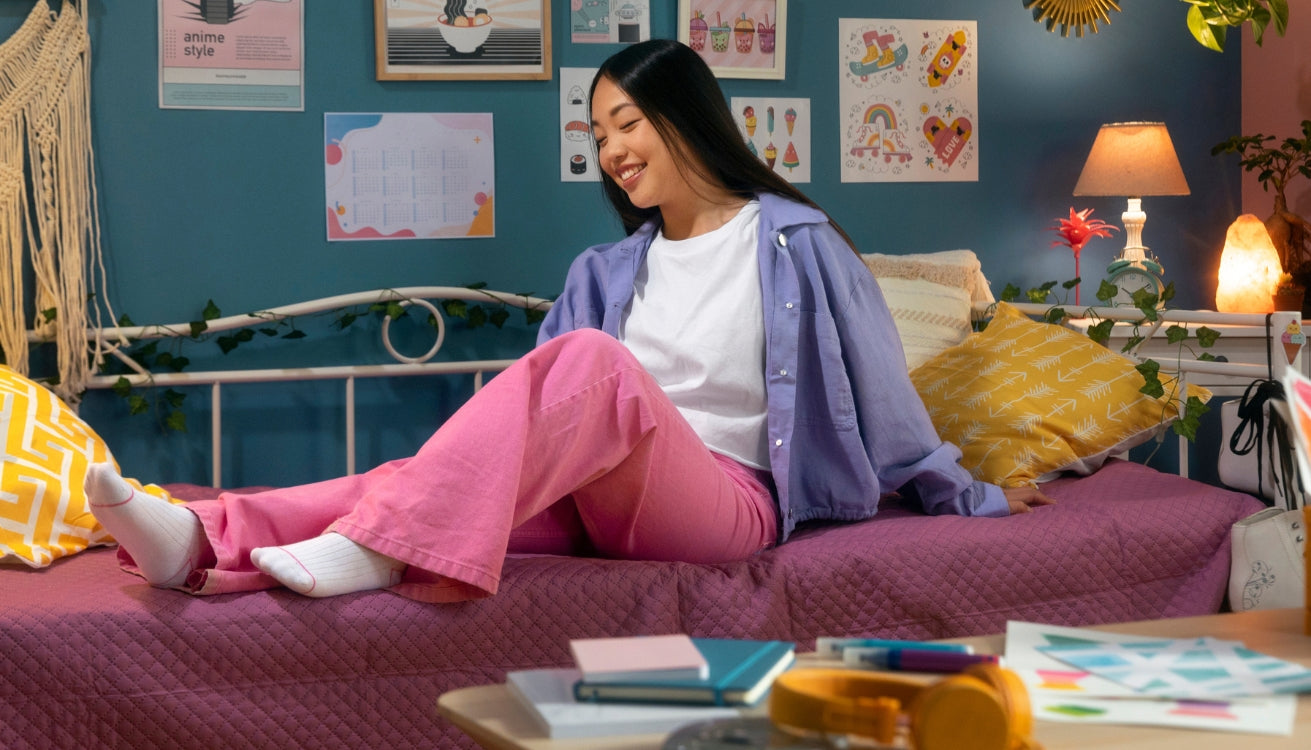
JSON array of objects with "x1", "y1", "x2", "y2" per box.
[{"x1": 437, "y1": 609, "x2": 1311, "y2": 749}]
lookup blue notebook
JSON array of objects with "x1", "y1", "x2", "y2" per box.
[{"x1": 572, "y1": 638, "x2": 795, "y2": 707}]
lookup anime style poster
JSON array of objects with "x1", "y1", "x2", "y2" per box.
[{"x1": 158, "y1": 0, "x2": 304, "y2": 110}]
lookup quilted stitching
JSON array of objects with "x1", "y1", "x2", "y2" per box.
[{"x1": 0, "y1": 463, "x2": 1262, "y2": 748}]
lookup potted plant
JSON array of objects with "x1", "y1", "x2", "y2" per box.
[
  {"x1": 1212, "y1": 119, "x2": 1311, "y2": 309},
  {"x1": 1274, "y1": 272, "x2": 1306, "y2": 312},
  {"x1": 1181, "y1": 0, "x2": 1289, "y2": 51}
]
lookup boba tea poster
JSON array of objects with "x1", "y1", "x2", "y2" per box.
[{"x1": 679, "y1": 0, "x2": 786, "y2": 79}]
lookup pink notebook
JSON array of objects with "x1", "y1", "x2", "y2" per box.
[{"x1": 569, "y1": 634, "x2": 709, "y2": 683}]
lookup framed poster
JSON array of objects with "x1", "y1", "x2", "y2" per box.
[
  {"x1": 677, "y1": 0, "x2": 786, "y2": 80},
  {"x1": 374, "y1": 0, "x2": 551, "y2": 81}
]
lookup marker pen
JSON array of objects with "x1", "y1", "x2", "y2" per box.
[
  {"x1": 844, "y1": 647, "x2": 1002, "y2": 673},
  {"x1": 814, "y1": 637, "x2": 974, "y2": 658}
]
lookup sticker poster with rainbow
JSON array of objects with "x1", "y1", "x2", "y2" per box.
[{"x1": 838, "y1": 18, "x2": 978, "y2": 183}]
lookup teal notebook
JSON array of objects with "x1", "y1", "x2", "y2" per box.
[{"x1": 571, "y1": 638, "x2": 795, "y2": 707}]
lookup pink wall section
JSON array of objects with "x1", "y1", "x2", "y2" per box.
[{"x1": 1241, "y1": 13, "x2": 1311, "y2": 220}]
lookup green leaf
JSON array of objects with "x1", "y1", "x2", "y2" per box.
[
  {"x1": 489, "y1": 307, "x2": 510, "y2": 329},
  {"x1": 1026, "y1": 281, "x2": 1058, "y2": 304},
  {"x1": 236, "y1": 329, "x2": 255, "y2": 343},
  {"x1": 190, "y1": 320, "x2": 208, "y2": 338},
  {"x1": 202, "y1": 299, "x2": 221, "y2": 321},
  {"x1": 1195, "y1": 326, "x2": 1221, "y2": 348},
  {"x1": 525, "y1": 307, "x2": 546, "y2": 325},
  {"x1": 168, "y1": 356, "x2": 190, "y2": 372},
  {"x1": 1160, "y1": 281, "x2": 1176, "y2": 305},
  {"x1": 112, "y1": 376, "x2": 132, "y2": 398},
  {"x1": 165, "y1": 409, "x2": 188, "y2": 433},
  {"x1": 1122, "y1": 335, "x2": 1145, "y2": 353},
  {"x1": 1173, "y1": 396, "x2": 1211, "y2": 441},
  {"x1": 334, "y1": 312, "x2": 358, "y2": 330},
  {"x1": 1187, "y1": 5, "x2": 1226, "y2": 51},
  {"x1": 443, "y1": 299, "x2": 469, "y2": 319},
  {"x1": 1086, "y1": 319, "x2": 1115, "y2": 346},
  {"x1": 40, "y1": 308, "x2": 57, "y2": 323},
  {"x1": 1095, "y1": 280, "x2": 1118, "y2": 304},
  {"x1": 467, "y1": 305, "x2": 488, "y2": 329},
  {"x1": 1043, "y1": 307, "x2": 1068, "y2": 325},
  {"x1": 127, "y1": 394, "x2": 150, "y2": 415},
  {"x1": 163, "y1": 389, "x2": 186, "y2": 409},
  {"x1": 1000, "y1": 283, "x2": 1021, "y2": 303},
  {"x1": 1135, "y1": 359, "x2": 1164, "y2": 398},
  {"x1": 117, "y1": 313, "x2": 135, "y2": 327},
  {"x1": 260, "y1": 328, "x2": 280, "y2": 337},
  {"x1": 1165, "y1": 325, "x2": 1189, "y2": 345},
  {"x1": 282, "y1": 329, "x2": 307, "y2": 340},
  {"x1": 216, "y1": 335, "x2": 239, "y2": 354},
  {"x1": 385, "y1": 301, "x2": 407, "y2": 320},
  {"x1": 1061, "y1": 277, "x2": 1081, "y2": 291}
]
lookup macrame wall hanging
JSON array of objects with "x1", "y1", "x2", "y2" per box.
[{"x1": 0, "y1": 0, "x2": 114, "y2": 403}]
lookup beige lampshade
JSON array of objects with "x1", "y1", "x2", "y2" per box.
[
  {"x1": 1215, "y1": 214, "x2": 1282, "y2": 313},
  {"x1": 1073, "y1": 122, "x2": 1191, "y2": 197}
]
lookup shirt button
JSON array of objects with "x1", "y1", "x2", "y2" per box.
[
  {"x1": 775, "y1": 438, "x2": 783, "y2": 447},
  {"x1": 779, "y1": 369, "x2": 788, "y2": 376},
  {"x1": 778, "y1": 233, "x2": 788, "y2": 247},
  {"x1": 785, "y1": 302, "x2": 794, "y2": 309}
]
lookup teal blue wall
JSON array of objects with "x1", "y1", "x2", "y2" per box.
[{"x1": 2, "y1": 2, "x2": 1243, "y2": 487}]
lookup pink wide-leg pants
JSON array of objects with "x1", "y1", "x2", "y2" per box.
[{"x1": 159, "y1": 329, "x2": 779, "y2": 603}]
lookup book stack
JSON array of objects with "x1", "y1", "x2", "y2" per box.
[{"x1": 505, "y1": 634, "x2": 796, "y2": 739}]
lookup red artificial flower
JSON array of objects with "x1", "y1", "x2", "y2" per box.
[
  {"x1": 1050, "y1": 207, "x2": 1117, "y2": 258},
  {"x1": 1047, "y1": 207, "x2": 1118, "y2": 305}
]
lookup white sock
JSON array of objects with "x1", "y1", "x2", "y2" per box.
[
  {"x1": 85, "y1": 462, "x2": 204, "y2": 589},
  {"x1": 250, "y1": 532, "x2": 403, "y2": 598}
]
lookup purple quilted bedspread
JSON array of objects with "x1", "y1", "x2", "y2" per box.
[{"x1": 0, "y1": 460, "x2": 1262, "y2": 749}]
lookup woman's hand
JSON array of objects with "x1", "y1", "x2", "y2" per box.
[{"x1": 1003, "y1": 486, "x2": 1056, "y2": 515}]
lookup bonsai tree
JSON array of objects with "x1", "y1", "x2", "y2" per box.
[
  {"x1": 1182, "y1": 0, "x2": 1289, "y2": 52},
  {"x1": 1212, "y1": 119, "x2": 1311, "y2": 286}
]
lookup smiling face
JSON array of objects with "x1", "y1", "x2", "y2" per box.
[{"x1": 589, "y1": 76, "x2": 688, "y2": 212}]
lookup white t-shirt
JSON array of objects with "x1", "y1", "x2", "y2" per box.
[{"x1": 618, "y1": 201, "x2": 770, "y2": 469}]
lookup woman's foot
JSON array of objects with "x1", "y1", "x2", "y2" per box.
[
  {"x1": 84, "y1": 462, "x2": 204, "y2": 588},
  {"x1": 251, "y1": 532, "x2": 403, "y2": 598}
]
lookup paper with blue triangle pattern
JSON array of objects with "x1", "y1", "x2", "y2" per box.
[{"x1": 1036, "y1": 636, "x2": 1311, "y2": 699}]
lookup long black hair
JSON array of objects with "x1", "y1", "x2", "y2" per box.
[{"x1": 589, "y1": 39, "x2": 855, "y2": 252}]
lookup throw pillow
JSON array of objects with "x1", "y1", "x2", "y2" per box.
[
  {"x1": 910, "y1": 303, "x2": 1211, "y2": 487},
  {"x1": 862, "y1": 250, "x2": 994, "y2": 370},
  {"x1": 874, "y1": 276, "x2": 973, "y2": 370},
  {"x1": 1, "y1": 365, "x2": 174, "y2": 567}
]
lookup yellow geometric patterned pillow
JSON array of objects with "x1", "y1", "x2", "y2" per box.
[
  {"x1": 910, "y1": 303, "x2": 1211, "y2": 488},
  {"x1": 1, "y1": 365, "x2": 173, "y2": 567}
]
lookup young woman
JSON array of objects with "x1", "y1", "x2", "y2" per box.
[{"x1": 87, "y1": 39, "x2": 1051, "y2": 602}]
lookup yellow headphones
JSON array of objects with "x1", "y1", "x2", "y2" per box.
[{"x1": 769, "y1": 664, "x2": 1035, "y2": 750}]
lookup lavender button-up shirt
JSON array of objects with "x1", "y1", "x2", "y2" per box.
[{"x1": 538, "y1": 193, "x2": 1007, "y2": 541}]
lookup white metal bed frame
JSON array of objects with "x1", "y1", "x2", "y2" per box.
[{"x1": 26, "y1": 289, "x2": 1303, "y2": 487}]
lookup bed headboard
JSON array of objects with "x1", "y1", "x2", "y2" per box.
[{"x1": 22, "y1": 288, "x2": 1303, "y2": 489}]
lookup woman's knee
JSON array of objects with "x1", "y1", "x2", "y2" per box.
[{"x1": 543, "y1": 328, "x2": 636, "y2": 367}]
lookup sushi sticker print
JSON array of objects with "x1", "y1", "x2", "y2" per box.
[{"x1": 839, "y1": 18, "x2": 978, "y2": 183}]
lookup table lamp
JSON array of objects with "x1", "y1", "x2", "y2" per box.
[{"x1": 1073, "y1": 122, "x2": 1190, "y2": 305}]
